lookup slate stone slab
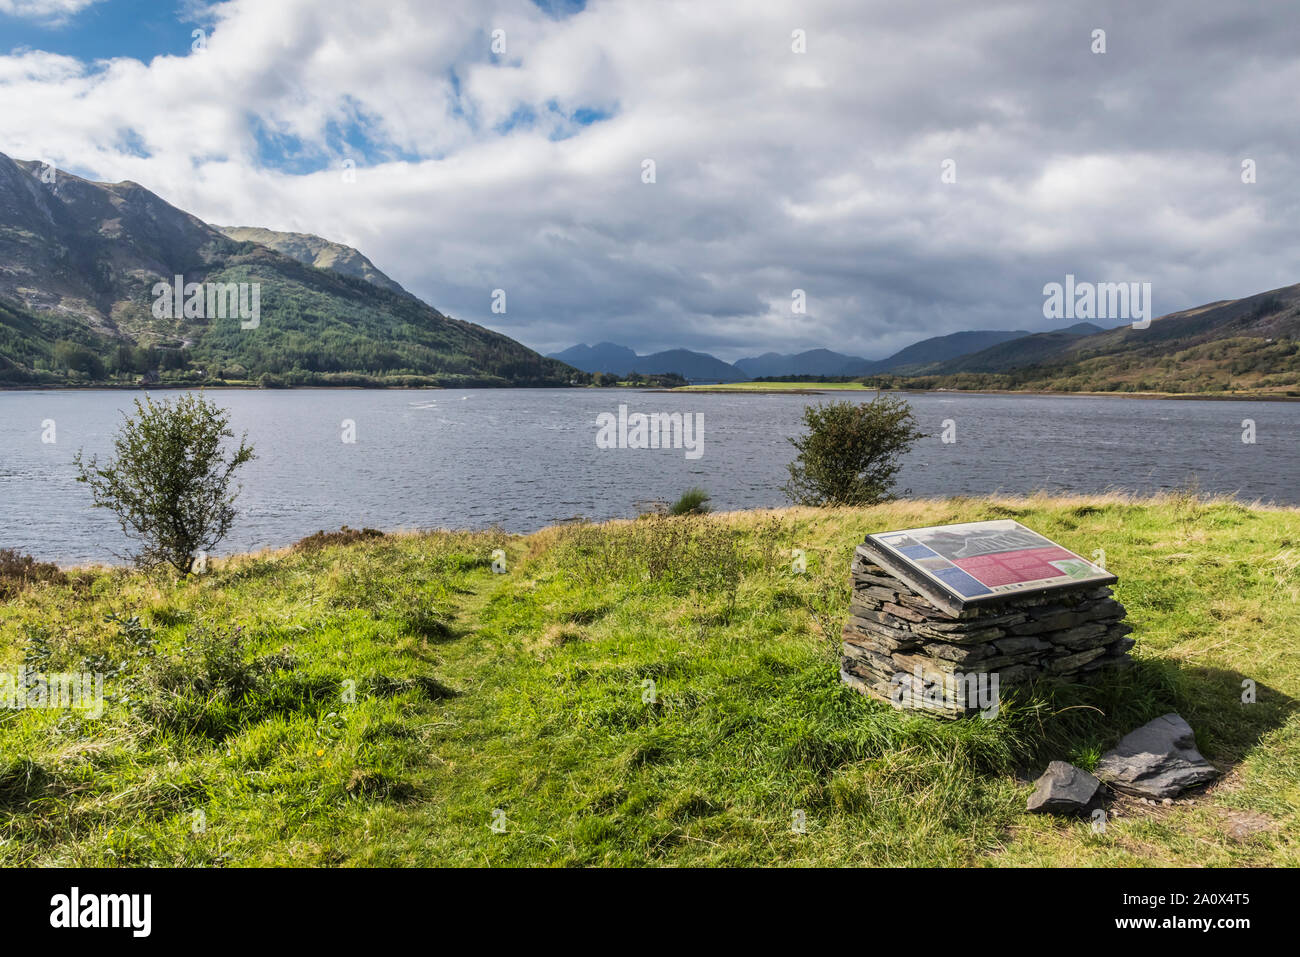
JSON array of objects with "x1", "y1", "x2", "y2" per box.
[
  {"x1": 1027, "y1": 761, "x2": 1102, "y2": 815},
  {"x1": 1095, "y1": 713, "x2": 1219, "y2": 798},
  {"x1": 841, "y1": 531, "x2": 1134, "y2": 714}
]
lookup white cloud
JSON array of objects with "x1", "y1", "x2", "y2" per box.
[{"x1": 0, "y1": 0, "x2": 1297, "y2": 360}]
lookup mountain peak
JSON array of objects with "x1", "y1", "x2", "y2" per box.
[
  {"x1": 0, "y1": 156, "x2": 577, "y2": 387},
  {"x1": 547, "y1": 342, "x2": 745, "y2": 382},
  {"x1": 215, "y1": 226, "x2": 407, "y2": 295}
]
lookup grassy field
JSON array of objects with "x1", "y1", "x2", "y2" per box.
[
  {"x1": 674, "y1": 381, "x2": 871, "y2": 393},
  {"x1": 1, "y1": 494, "x2": 1297, "y2": 866}
]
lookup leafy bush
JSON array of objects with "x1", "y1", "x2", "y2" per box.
[
  {"x1": 294, "y1": 526, "x2": 385, "y2": 552},
  {"x1": 668, "y1": 487, "x2": 711, "y2": 516},
  {"x1": 142, "y1": 625, "x2": 283, "y2": 702},
  {"x1": 74, "y1": 394, "x2": 254, "y2": 574},
  {"x1": 783, "y1": 396, "x2": 924, "y2": 506},
  {"x1": 108, "y1": 614, "x2": 303, "y2": 740},
  {"x1": 0, "y1": 548, "x2": 66, "y2": 600}
]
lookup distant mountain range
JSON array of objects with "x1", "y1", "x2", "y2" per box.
[
  {"x1": 903, "y1": 323, "x2": 1104, "y2": 375},
  {"x1": 4, "y1": 152, "x2": 1293, "y2": 395},
  {"x1": 550, "y1": 300, "x2": 1297, "y2": 396},
  {"x1": 887, "y1": 287, "x2": 1300, "y2": 394},
  {"x1": 552, "y1": 329, "x2": 1069, "y2": 382},
  {"x1": 0, "y1": 153, "x2": 580, "y2": 387},
  {"x1": 547, "y1": 343, "x2": 748, "y2": 382},
  {"x1": 868, "y1": 328, "x2": 1052, "y2": 374},
  {"x1": 733, "y1": 348, "x2": 870, "y2": 378}
]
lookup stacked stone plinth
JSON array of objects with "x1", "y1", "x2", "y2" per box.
[{"x1": 841, "y1": 545, "x2": 1134, "y2": 717}]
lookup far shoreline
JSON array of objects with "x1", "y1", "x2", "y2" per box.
[
  {"x1": 664, "y1": 385, "x2": 1300, "y2": 402},
  {"x1": 3, "y1": 382, "x2": 1299, "y2": 401}
]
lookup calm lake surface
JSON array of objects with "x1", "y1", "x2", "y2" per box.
[{"x1": 2, "y1": 388, "x2": 1296, "y2": 564}]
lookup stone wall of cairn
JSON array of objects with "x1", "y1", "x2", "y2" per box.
[{"x1": 841, "y1": 546, "x2": 1135, "y2": 717}]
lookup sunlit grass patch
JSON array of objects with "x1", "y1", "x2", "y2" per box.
[{"x1": 1, "y1": 499, "x2": 1297, "y2": 866}]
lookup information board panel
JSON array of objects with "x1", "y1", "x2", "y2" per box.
[{"x1": 863, "y1": 520, "x2": 1115, "y2": 609}]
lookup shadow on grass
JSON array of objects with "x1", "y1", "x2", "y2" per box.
[
  {"x1": 399, "y1": 608, "x2": 461, "y2": 643},
  {"x1": 0, "y1": 758, "x2": 49, "y2": 811},
  {"x1": 717, "y1": 651, "x2": 1297, "y2": 822},
  {"x1": 366, "y1": 673, "x2": 460, "y2": 701},
  {"x1": 1005, "y1": 657, "x2": 1297, "y2": 776}
]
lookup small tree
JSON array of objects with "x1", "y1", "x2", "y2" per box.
[
  {"x1": 783, "y1": 396, "x2": 923, "y2": 506},
  {"x1": 74, "y1": 394, "x2": 254, "y2": 574}
]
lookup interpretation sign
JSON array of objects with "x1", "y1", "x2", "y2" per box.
[{"x1": 862, "y1": 520, "x2": 1115, "y2": 610}]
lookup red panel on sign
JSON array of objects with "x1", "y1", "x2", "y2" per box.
[{"x1": 953, "y1": 546, "x2": 1075, "y2": 587}]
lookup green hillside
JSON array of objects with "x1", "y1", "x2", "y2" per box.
[
  {"x1": 0, "y1": 153, "x2": 580, "y2": 388},
  {"x1": 881, "y1": 286, "x2": 1300, "y2": 396}
]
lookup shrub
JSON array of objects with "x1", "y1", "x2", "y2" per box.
[
  {"x1": 782, "y1": 396, "x2": 924, "y2": 506},
  {"x1": 143, "y1": 624, "x2": 275, "y2": 702},
  {"x1": 0, "y1": 548, "x2": 66, "y2": 600},
  {"x1": 294, "y1": 526, "x2": 385, "y2": 552},
  {"x1": 74, "y1": 394, "x2": 254, "y2": 575},
  {"x1": 108, "y1": 614, "x2": 304, "y2": 739},
  {"x1": 668, "y1": 487, "x2": 711, "y2": 516}
]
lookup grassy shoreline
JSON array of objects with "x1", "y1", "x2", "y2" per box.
[{"x1": 2, "y1": 494, "x2": 1296, "y2": 866}]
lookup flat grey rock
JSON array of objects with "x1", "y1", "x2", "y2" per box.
[
  {"x1": 1096, "y1": 713, "x2": 1218, "y2": 799},
  {"x1": 1027, "y1": 761, "x2": 1102, "y2": 814}
]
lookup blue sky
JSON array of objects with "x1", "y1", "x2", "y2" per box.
[
  {"x1": 1, "y1": 0, "x2": 1298, "y2": 360},
  {"x1": 2, "y1": 0, "x2": 610, "y2": 175},
  {"x1": 0, "y1": 0, "x2": 585, "y2": 61},
  {"x1": 1, "y1": 0, "x2": 203, "y2": 61}
]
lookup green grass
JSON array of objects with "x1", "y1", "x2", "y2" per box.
[
  {"x1": 674, "y1": 381, "x2": 872, "y2": 392},
  {"x1": 1, "y1": 494, "x2": 1297, "y2": 866}
]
